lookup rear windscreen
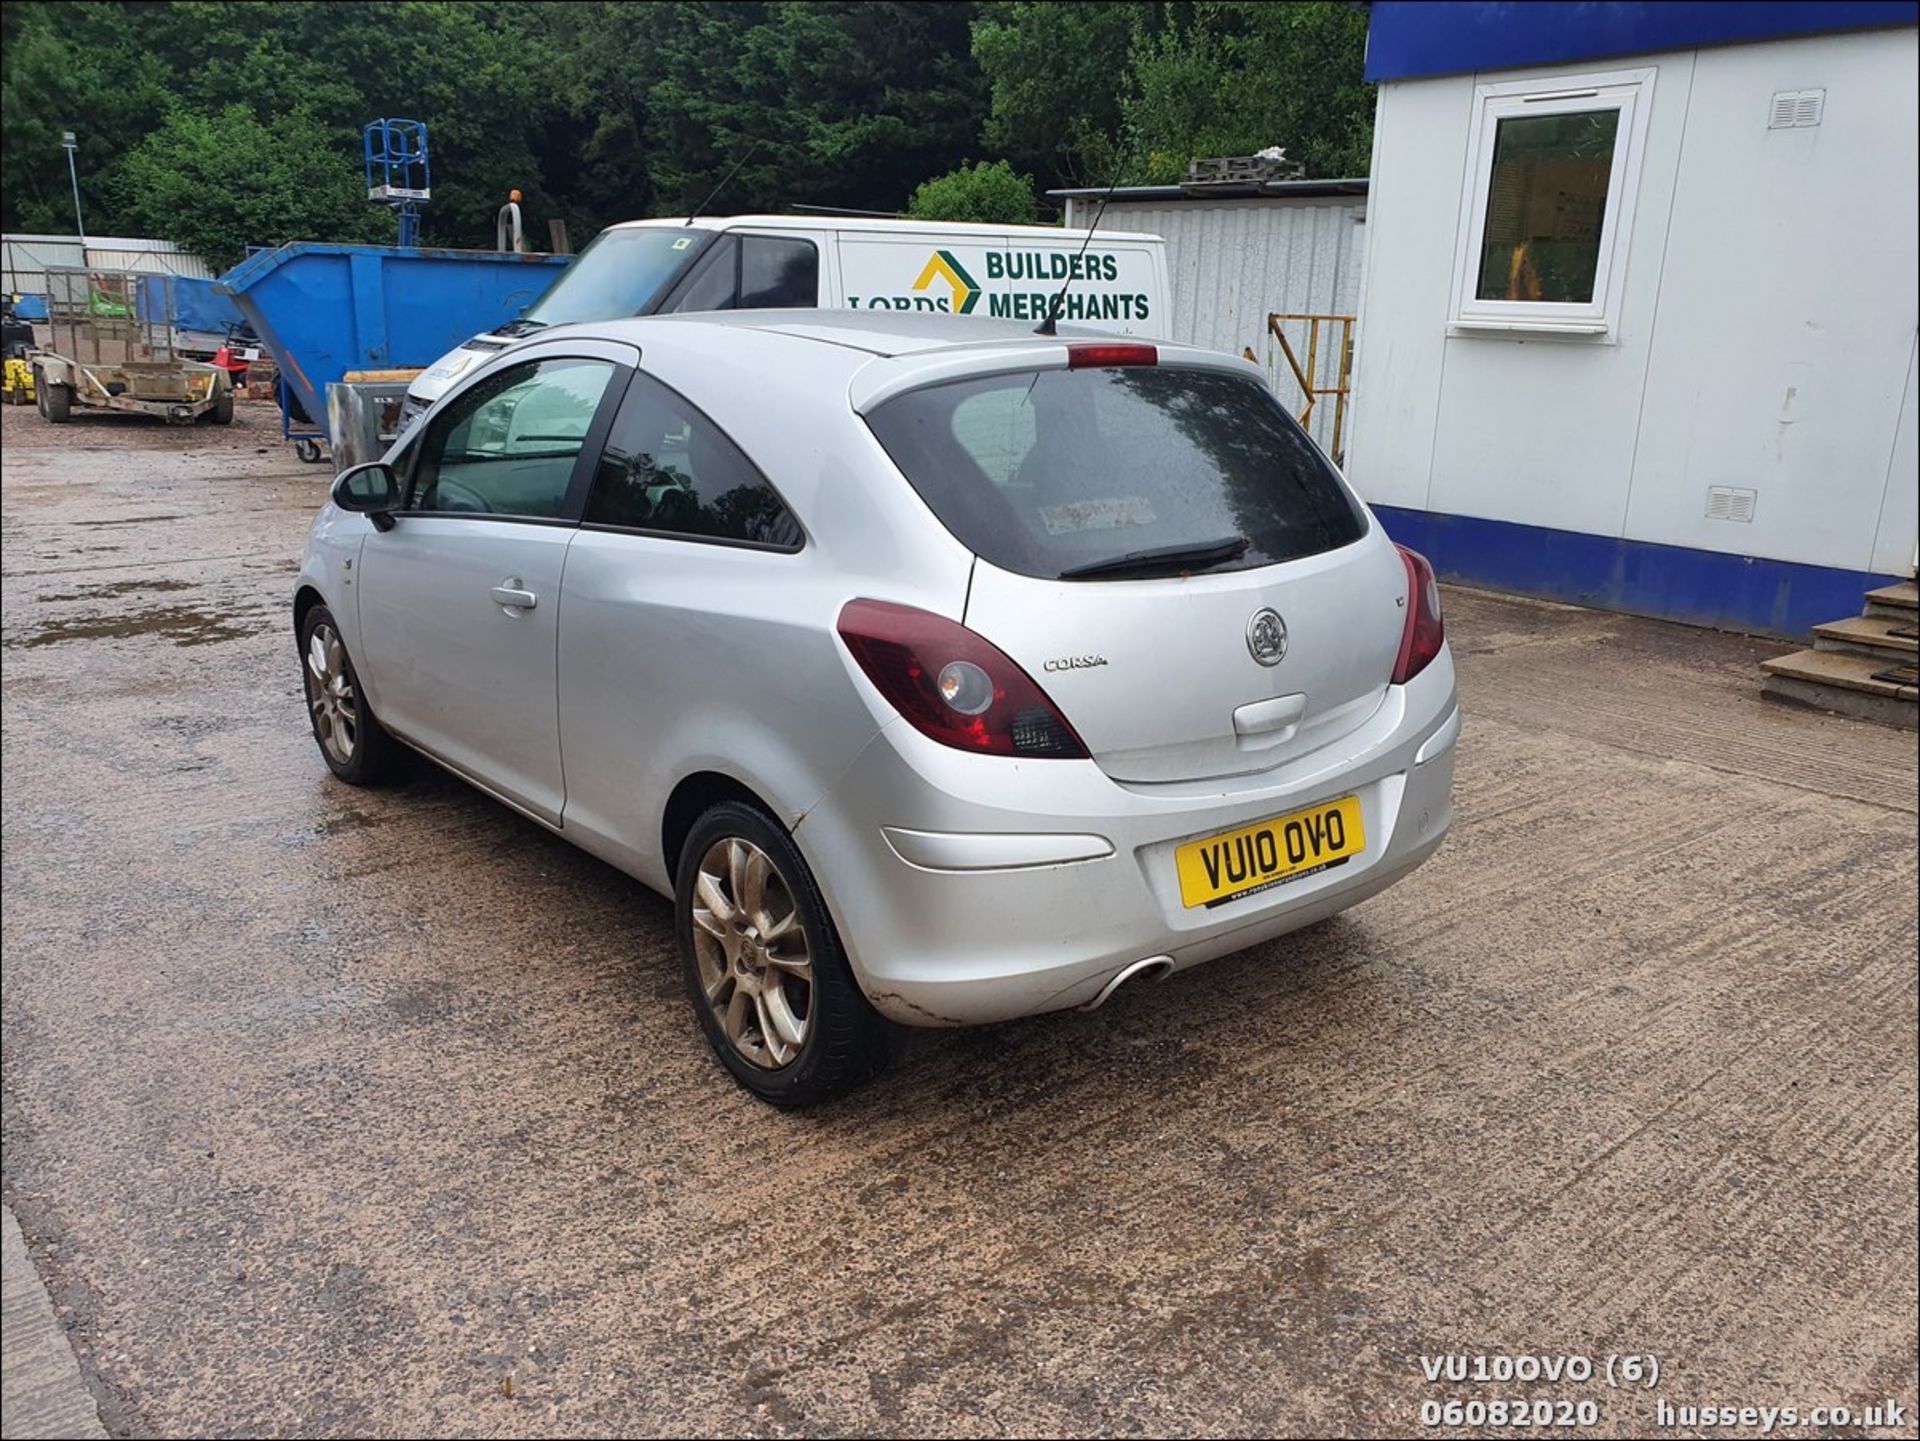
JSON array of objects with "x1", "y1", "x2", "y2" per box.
[{"x1": 864, "y1": 365, "x2": 1368, "y2": 580}]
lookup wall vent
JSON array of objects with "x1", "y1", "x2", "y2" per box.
[
  {"x1": 1768, "y1": 89, "x2": 1825, "y2": 129},
  {"x1": 1706, "y1": 486, "x2": 1758, "y2": 523}
]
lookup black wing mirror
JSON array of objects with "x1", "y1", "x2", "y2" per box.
[{"x1": 331, "y1": 461, "x2": 398, "y2": 531}]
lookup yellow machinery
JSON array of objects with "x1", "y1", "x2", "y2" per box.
[
  {"x1": 2, "y1": 356, "x2": 35, "y2": 405},
  {"x1": 2, "y1": 294, "x2": 34, "y2": 404}
]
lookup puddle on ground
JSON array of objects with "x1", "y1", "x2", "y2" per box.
[
  {"x1": 319, "y1": 807, "x2": 388, "y2": 835},
  {"x1": 37, "y1": 578, "x2": 198, "y2": 603},
  {"x1": 5, "y1": 603, "x2": 261, "y2": 648},
  {"x1": 281, "y1": 806, "x2": 393, "y2": 845}
]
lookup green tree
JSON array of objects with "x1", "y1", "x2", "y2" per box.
[
  {"x1": 971, "y1": 1, "x2": 1146, "y2": 189},
  {"x1": 3, "y1": 0, "x2": 1377, "y2": 273},
  {"x1": 2, "y1": 0, "x2": 578, "y2": 252},
  {"x1": 1122, "y1": 2, "x2": 1374, "y2": 182},
  {"x1": 0, "y1": 2, "x2": 173, "y2": 234},
  {"x1": 907, "y1": 159, "x2": 1038, "y2": 223},
  {"x1": 531, "y1": 1, "x2": 663, "y2": 230},
  {"x1": 636, "y1": 1, "x2": 986, "y2": 216},
  {"x1": 114, "y1": 105, "x2": 386, "y2": 269}
]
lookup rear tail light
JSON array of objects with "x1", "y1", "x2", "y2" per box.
[
  {"x1": 1067, "y1": 342, "x2": 1157, "y2": 369},
  {"x1": 836, "y1": 599, "x2": 1089, "y2": 758},
  {"x1": 1391, "y1": 545, "x2": 1445, "y2": 685}
]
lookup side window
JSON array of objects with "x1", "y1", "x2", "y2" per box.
[
  {"x1": 739, "y1": 236, "x2": 818, "y2": 308},
  {"x1": 1450, "y1": 67, "x2": 1652, "y2": 333},
  {"x1": 410, "y1": 358, "x2": 615, "y2": 518},
  {"x1": 1475, "y1": 109, "x2": 1619, "y2": 303},
  {"x1": 660, "y1": 235, "x2": 739, "y2": 313},
  {"x1": 584, "y1": 373, "x2": 803, "y2": 550}
]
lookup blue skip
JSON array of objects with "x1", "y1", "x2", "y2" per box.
[{"x1": 215, "y1": 242, "x2": 568, "y2": 452}]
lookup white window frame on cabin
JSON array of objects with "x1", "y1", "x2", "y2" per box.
[{"x1": 1447, "y1": 67, "x2": 1656, "y2": 337}]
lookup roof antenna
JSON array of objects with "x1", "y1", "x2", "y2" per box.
[
  {"x1": 687, "y1": 138, "x2": 765, "y2": 225},
  {"x1": 1036, "y1": 173, "x2": 1119, "y2": 336}
]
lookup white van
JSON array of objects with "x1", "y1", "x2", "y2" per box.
[{"x1": 401, "y1": 215, "x2": 1171, "y2": 421}]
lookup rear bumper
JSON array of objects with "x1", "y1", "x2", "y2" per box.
[{"x1": 796, "y1": 653, "x2": 1459, "y2": 1026}]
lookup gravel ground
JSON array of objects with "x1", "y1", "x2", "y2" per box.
[
  {"x1": 2, "y1": 401, "x2": 1915, "y2": 1438},
  {"x1": 3, "y1": 391, "x2": 290, "y2": 450}
]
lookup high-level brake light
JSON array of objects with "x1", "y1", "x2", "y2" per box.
[{"x1": 1066, "y1": 343, "x2": 1157, "y2": 369}]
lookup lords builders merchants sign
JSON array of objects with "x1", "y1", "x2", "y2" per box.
[{"x1": 841, "y1": 238, "x2": 1159, "y2": 332}]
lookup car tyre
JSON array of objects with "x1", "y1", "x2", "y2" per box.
[
  {"x1": 675, "y1": 800, "x2": 891, "y2": 1107},
  {"x1": 205, "y1": 383, "x2": 234, "y2": 425},
  {"x1": 298, "y1": 604, "x2": 407, "y2": 785}
]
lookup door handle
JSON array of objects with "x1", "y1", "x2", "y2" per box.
[{"x1": 490, "y1": 583, "x2": 538, "y2": 611}]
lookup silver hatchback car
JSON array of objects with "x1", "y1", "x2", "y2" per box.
[{"x1": 295, "y1": 311, "x2": 1457, "y2": 1105}]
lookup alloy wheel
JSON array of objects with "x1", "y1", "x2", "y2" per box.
[
  {"x1": 305, "y1": 622, "x2": 359, "y2": 766},
  {"x1": 691, "y1": 836, "x2": 814, "y2": 1069}
]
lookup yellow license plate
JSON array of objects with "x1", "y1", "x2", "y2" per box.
[{"x1": 1175, "y1": 795, "x2": 1366, "y2": 908}]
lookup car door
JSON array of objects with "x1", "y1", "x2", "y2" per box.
[
  {"x1": 556, "y1": 367, "x2": 861, "y2": 887},
  {"x1": 355, "y1": 343, "x2": 631, "y2": 824}
]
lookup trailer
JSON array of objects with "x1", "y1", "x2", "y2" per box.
[{"x1": 31, "y1": 268, "x2": 231, "y2": 424}]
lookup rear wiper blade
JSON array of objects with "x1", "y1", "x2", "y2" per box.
[{"x1": 1058, "y1": 535, "x2": 1251, "y2": 580}]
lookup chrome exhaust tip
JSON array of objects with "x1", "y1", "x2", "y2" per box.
[{"x1": 1080, "y1": 955, "x2": 1175, "y2": 1011}]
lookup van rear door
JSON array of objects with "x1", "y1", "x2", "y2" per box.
[
  {"x1": 996, "y1": 235, "x2": 1164, "y2": 338},
  {"x1": 838, "y1": 230, "x2": 1165, "y2": 337},
  {"x1": 836, "y1": 232, "x2": 1010, "y2": 320}
]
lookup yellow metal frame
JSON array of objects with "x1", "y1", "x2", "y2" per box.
[{"x1": 1266, "y1": 313, "x2": 1357, "y2": 465}]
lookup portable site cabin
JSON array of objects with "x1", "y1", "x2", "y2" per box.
[{"x1": 1346, "y1": 0, "x2": 1918, "y2": 641}]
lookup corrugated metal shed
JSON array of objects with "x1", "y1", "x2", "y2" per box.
[
  {"x1": 1052, "y1": 191, "x2": 1369, "y2": 455},
  {"x1": 2, "y1": 233, "x2": 215, "y2": 294}
]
